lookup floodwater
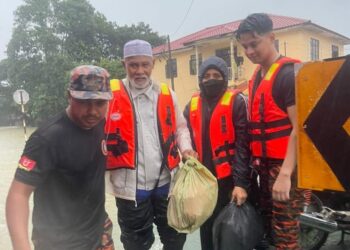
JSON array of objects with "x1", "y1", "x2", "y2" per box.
[
  {"x1": 0, "y1": 127, "x2": 348, "y2": 250},
  {"x1": 0, "y1": 126, "x2": 200, "y2": 250}
]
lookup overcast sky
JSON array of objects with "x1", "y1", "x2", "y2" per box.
[{"x1": 1, "y1": 0, "x2": 349, "y2": 60}]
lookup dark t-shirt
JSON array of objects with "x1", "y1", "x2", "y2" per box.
[
  {"x1": 253, "y1": 63, "x2": 295, "y2": 112},
  {"x1": 15, "y1": 112, "x2": 107, "y2": 250}
]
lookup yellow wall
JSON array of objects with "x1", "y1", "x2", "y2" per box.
[
  {"x1": 153, "y1": 49, "x2": 198, "y2": 108},
  {"x1": 153, "y1": 27, "x2": 347, "y2": 109},
  {"x1": 275, "y1": 30, "x2": 306, "y2": 59},
  {"x1": 298, "y1": 30, "x2": 344, "y2": 60}
]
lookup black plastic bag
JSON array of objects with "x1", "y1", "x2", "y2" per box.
[{"x1": 213, "y1": 201, "x2": 264, "y2": 250}]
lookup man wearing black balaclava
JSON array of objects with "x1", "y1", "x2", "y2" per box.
[{"x1": 183, "y1": 56, "x2": 251, "y2": 250}]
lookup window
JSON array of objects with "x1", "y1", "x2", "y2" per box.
[
  {"x1": 310, "y1": 38, "x2": 319, "y2": 60},
  {"x1": 215, "y1": 48, "x2": 231, "y2": 67},
  {"x1": 332, "y1": 45, "x2": 339, "y2": 58},
  {"x1": 274, "y1": 39, "x2": 279, "y2": 52},
  {"x1": 189, "y1": 54, "x2": 202, "y2": 75},
  {"x1": 165, "y1": 58, "x2": 177, "y2": 79}
]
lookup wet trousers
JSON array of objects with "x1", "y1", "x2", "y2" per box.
[
  {"x1": 255, "y1": 160, "x2": 305, "y2": 250},
  {"x1": 116, "y1": 193, "x2": 186, "y2": 250}
]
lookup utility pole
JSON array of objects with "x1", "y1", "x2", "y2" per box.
[
  {"x1": 19, "y1": 90, "x2": 28, "y2": 141},
  {"x1": 13, "y1": 87, "x2": 30, "y2": 141},
  {"x1": 284, "y1": 41, "x2": 287, "y2": 56},
  {"x1": 167, "y1": 35, "x2": 175, "y2": 91}
]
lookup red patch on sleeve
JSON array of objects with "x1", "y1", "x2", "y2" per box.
[{"x1": 18, "y1": 156, "x2": 37, "y2": 171}]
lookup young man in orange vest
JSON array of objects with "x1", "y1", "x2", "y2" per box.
[
  {"x1": 183, "y1": 56, "x2": 251, "y2": 250},
  {"x1": 105, "y1": 39, "x2": 197, "y2": 250},
  {"x1": 236, "y1": 13, "x2": 305, "y2": 250}
]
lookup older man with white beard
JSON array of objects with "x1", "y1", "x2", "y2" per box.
[{"x1": 105, "y1": 39, "x2": 197, "y2": 250}]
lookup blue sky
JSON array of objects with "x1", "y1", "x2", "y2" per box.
[{"x1": 1, "y1": 0, "x2": 349, "y2": 59}]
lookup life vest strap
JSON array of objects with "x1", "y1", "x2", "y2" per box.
[
  {"x1": 165, "y1": 106, "x2": 172, "y2": 126},
  {"x1": 161, "y1": 133, "x2": 179, "y2": 160},
  {"x1": 213, "y1": 155, "x2": 235, "y2": 165},
  {"x1": 251, "y1": 127, "x2": 292, "y2": 141},
  {"x1": 249, "y1": 117, "x2": 291, "y2": 129},
  {"x1": 106, "y1": 128, "x2": 129, "y2": 157},
  {"x1": 107, "y1": 143, "x2": 129, "y2": 157},
  {"x1": 214, "y1": 141, "x2": 235, "y2": 156},
  {"x1": 106, "y1": 133, "x2": 120, "y2": 141}
]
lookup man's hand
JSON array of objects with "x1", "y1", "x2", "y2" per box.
[
  {"x1": 272, "y1": 172, "x2": 291, "y2": 201},
  {"x1": 181, "y1": 149, "x2": 198, "y2": 160},
  {"x1": 272, "y1": 105, "x2": 296, "y2": 202},
  {"x1": 231, "y1": 186, "x2": 248, "y2": 206}
]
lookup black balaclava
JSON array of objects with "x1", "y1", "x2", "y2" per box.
[{"x1": 198, "y1": 56, "x2": 228, "y2": 100}]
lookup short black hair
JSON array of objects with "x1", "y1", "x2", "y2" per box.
[{"x1": 236, "y1": 13, "x2": 273, "y2": 39}]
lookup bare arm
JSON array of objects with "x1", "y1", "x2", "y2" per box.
[
  {"x1": 272, "y1": 105, "x2": 297, "y2": 201},
  {"x1": 6, "y1": 180, "x2": 35, "y2": 250}
]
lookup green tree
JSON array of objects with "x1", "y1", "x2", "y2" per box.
[
  {"x1": 0, "y1": 59, "x2": 20, "y2": 126},
  {"x1": 97, "y1": 58, "x2": 125, "y2": 79},
  {"x1": 4, "y1": 0, "x2": 165, "y2": 125},
  {"x1": 114, "y1": 22, "x2": 166, "y2": 58}
]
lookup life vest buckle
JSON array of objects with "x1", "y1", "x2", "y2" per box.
[{"x1": 110, "y1": 128, "x2": 129, "y2": 157}]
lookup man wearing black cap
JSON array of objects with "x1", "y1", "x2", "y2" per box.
[
  {"x1": 236, "y1": 13, "x2": 305, "y2": 250},
  {"x1": 6, "y1": 65, "x2": 114, "y2": 250},
  {"x1": 183, "y1": 56, "x2": 251, "y2": 250}
]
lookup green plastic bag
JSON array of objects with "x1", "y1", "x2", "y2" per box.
[{"x1": 167, "y1": 157, "x2": 218, "y2": 233}]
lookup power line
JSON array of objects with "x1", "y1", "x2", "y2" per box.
[{"x1": 171, "y1": 0, "x2": 194, "y2": 37}]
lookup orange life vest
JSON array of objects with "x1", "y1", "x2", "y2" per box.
[
  {"x1": 105, "y1": 79, "x2": 180, "y2": 170},
  {"x1": 249, "y1": 57, "x2": 300, "y2": 159},
  {"x1": 189, "y1": 89, "x2": 239, "y2": 179}
]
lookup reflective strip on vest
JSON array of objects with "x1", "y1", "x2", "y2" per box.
[
  {"x1": 264, "y1": 63, "x2": 280, "y2": 81},
  {"x1": 190, "y1": 96, "x2": 200, "y2": 112},
  {"x1": 221, "y1": 91, "x2": 234, "y2": 106},
  {"x1": 110, "y1": 79, "x2": 120, "y2": 91},
  {"x1": 189, "y1": 93, "x2": 203, "y2": 163},
  {"x1": 249, "y1": 57, "x2": 300, "y2": 159},
  {"x1": 160, "y1": 82, "x2": 170, "y2": 95}
]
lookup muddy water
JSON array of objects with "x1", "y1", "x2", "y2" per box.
[
  {"x1": 0, "y1": 127, "x2": 200, "y2": 250},
  {"x1": 1, "y1": 127, "x2": 348, "y2": 249}
]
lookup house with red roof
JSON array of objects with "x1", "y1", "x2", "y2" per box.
[{"x1": 151, "y1": 14, "x2": 350, "y2": 108}]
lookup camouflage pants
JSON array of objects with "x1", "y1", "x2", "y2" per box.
[
  {"x1": 96, "y1": 217, "x2": 115, "y2": 250},
  {"x1": 255, "y1": 160, "x2": 305, "y2": 250}
]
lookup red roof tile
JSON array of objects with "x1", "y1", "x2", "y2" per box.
[{"x1": 153, "y1": 14, "x2": 308, "y2": 55}]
